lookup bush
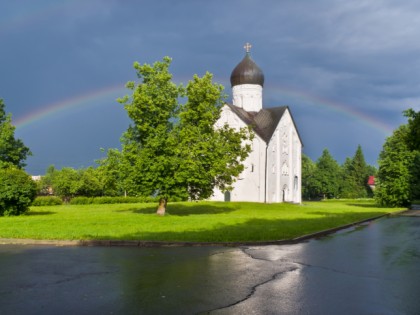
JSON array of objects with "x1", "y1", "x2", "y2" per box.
[
  {"x1": 69, "y1": 197, "x2": 93, "y2": 205},
  {"x1": 69, "y1": 196, "x2": 160, "y2": 205},
  {"x1": 0, "y1": 167, "x2": 37, "y2": 216},
  {"x1": 32, "y1": 196, "x2": 63, "y2": 206}
]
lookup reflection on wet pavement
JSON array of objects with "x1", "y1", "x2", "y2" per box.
[{"x1": 0, "y1": 216, "x2": 419, "y2": 314}]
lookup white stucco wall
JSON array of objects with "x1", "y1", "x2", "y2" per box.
[
  {"x1": 211, "y1": 105, "x2": 266, "y2": 202},
  {"x1": 266, "y1": 109, "x2": 302, "y2": 203},
  {"x1": 232, "y1": 84, "x2": 263, "y2": 112},
  {"x1": 211, "y1": 105, "x2": 302, "y2": 204}
]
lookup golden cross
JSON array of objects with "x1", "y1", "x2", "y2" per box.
[{"x1": 244, "y1": 42, "x2": 252, "y2": 53}]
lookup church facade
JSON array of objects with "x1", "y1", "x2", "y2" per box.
[{"x1": 211, "y1": 45, "x2": 302, "y2": 203}]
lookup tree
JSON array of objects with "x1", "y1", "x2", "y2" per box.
[
  {"x1": 78, "y1": 167, "x2": 103, "y2": 197},
  {"x1": 312, "y1": 149, "x2": 342, "y2": 199},
  {"x1": 49, "y1": 167, "x2": 82, "y2": 202},
  {"x1": 376, "y1": 109, "x2": 420, "y2": 206},
  {"x1": 301, "y1": 154, "x2": 317, "y2": 200},
  {"x1": 404, "y1": 108, "x2": 420, "y2": 200},
  {"x1": 0, "y1": 166, "x2": 37, "y2": 216},
  {"x1": 116, "y1": 57, "x2": 252, "y2": 214},
  {"x1": 96, "y1": 149, "x2": 129, "y2": 196},
  {"x1": 0, "y1": 99, "x2": 31, "y2": 168},
  {"x1": 404, "y1": 108, "x2": 420, "y2": 151},
  {"x1": 340, "y1": 145, "x2": 370, "y2": 198},
  {"x1": 340, "y1": 157, "x2": 357, "y2": 198},
  {"x1": 38, "y1": 165, "x2": 56, "y2": 195},
  {"x1": 375, "y1": 125, "x2": 414, "y2": 207}
]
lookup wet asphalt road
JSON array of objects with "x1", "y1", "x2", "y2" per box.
[{"x1": 0, "y1": 216, "x2": 419, "y2": 315}]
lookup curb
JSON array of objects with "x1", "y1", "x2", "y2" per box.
[{"x1": 0, "y1": 210, "x2": 408, "y2": 248}]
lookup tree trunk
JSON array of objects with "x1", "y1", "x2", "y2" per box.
[{"x1": 156, "y1": 197, "x2": 167, "y2": 216}]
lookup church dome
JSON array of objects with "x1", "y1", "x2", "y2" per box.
[{"x1": 230, "y1": 51, "x2": 264, "y2": 87}]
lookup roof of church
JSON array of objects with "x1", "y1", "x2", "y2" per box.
[
  {"x1": 226, "y1": 104, "x2": 303, "y2": 145},
  {"x1": 230, "y1": 53, "x2": 265, "y2": 87}
]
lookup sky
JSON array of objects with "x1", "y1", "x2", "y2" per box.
[{"x1": 1, "y1": 0, "x2": 419, "y2": 175}]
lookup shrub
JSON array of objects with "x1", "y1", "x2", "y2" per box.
[
  {"x1": 69, "y1": 197, "x2": 93, "y2": 205},
  {"x1": 0, "y1": 167, "x2": 37, "y2": 216},
  {"x1": 32, "y1": 196, "x2": 63, "y2": 206},
  {"x1": 68, "y1": 196, "x2": 160, "y2": 205}
]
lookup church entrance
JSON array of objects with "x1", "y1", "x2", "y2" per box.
[
  {"x1": 224, "y1": 191, "x2": 231, "y2": 202},
  {"x1": 282, "y1": 185, "x2": 288, "y2": 202}
]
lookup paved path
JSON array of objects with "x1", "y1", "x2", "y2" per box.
[{"x1": 0, "y1": 215, "x2": 419, "y2": 314}]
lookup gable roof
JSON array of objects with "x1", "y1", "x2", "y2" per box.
[{"x1": 226, "y1": 103, "x2": 303, "y2": 146}]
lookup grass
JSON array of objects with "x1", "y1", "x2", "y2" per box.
[{"x1": 0, "y1": 199, "x2": 405, "y2": 243}]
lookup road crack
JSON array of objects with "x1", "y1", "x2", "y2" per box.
[{"x1": 198, "y1": 266, "x2": 298, "y2": 314}]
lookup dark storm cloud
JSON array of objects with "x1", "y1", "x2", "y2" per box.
[{"x1": 2, "y1": 0, "x2": 420, "y2": 174}]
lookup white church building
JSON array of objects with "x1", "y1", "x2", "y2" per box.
[{"x1": 211, "y1": 44, "x2": 302, "y2": 203}]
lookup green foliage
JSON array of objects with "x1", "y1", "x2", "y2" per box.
[
  {"x1": 410, "y1": 151, "x2": 420, "y2": 200},
  {"x1": 41, "y1": 166, "x2": 108, "y2": 200},
  {"x1": 340, "y1": 145, "x2": 371, "y2": 198},
  {"x1": 32, "y1": 196, "x2": 63, "y2": 206},
  {"x1": 69, "y1": 196, "x2": 160, "y2": 205},
  {"x1": 301, "y1": 154, "x2": 317, "y2": 199},
  {"x1": 49, "y1": 167, "x2": 81, "y2": 200},
  {"x1": 95, "y1": 149, "x2": 128, "y2": 196},
  {"x1": 302, "y1": 147, "x2": 376, "y2": 201},
  {"x1": 404, "y1": 108, "x2": 420, "y2": 151},
  {"x1": 375, "y1": 125, "x2": 415, "y2": 207},
  {"x1": 311, "y1": 149, "x2": 342, "y2": 199},
  {"x1": 0, "y1": 166, "x2": 37, "y2": 216},
  {"x1": 113, "y1": 57, "x2": 252, "y2": 203},
  {"x1": 0, "y1": 99, "x2": 31, "y2": 168}
]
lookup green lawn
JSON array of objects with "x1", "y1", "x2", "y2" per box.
[{"x1": 0, "y1": 200, "x2": 405, "y2": 243}]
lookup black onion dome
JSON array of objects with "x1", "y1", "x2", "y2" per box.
[{"x1": 230, "y1": 53, "x2": 264, "y2": 87}]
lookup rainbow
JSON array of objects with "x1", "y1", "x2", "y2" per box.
[
  {"x1": 1, "y1": 3, "x2": 395, "y2": 136},
  {"x1": 264, "y1": 84, "x2": 395, "y2": 136},
  {"x1": 13, "y1": 80, "x2": 395, "y2": 137},
  {"x1": 14, "y1": 84, "x2": 127, "y2": 130}
]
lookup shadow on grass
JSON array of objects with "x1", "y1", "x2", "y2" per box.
[
  {"x1": 346, "y1": 203, "x2": 390, "y2": 208},
  {"x1": 116, "y1": 203, "x2": 239, "y2": 216},
  {"x1": 96, "y1": 210, "x2": 390, "y2": 243}
]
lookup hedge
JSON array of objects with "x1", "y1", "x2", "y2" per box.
[
  {"x1": 32, "y1": 196, "x2": 63, "y2": 206},
  {"x1": 69, "y1": 196, "x2": 161, "y2": 205}
]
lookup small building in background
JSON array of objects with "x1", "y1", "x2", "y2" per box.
[{"x1": 368, "y1": 176, "x2": 376, "y2": 191}]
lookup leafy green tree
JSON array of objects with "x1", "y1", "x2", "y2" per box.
[
  {"x1": 38, "y1": 165, "x2": 56, "y2": 195},
  {"x1": 99, "y1": 148, "x2": 138, "y2": 197},
  {"x1": 376, "y1": 109, "x2": 420, "y2": 206},
  {"x1": 301, "y1": 154, "x2": 317, "y2": 200},
  {"x1": 340, "y1": 157, "x2": 357, "y2": 198},
  {"x1": 312, "y1": 149, "x2": 342, "y2": 199},
  {"x1": 78, "y1": 167, "x2": 103, "y2": 197},
  {"x1": 0, "y1": 99, "x2": 31, "y2": 168},
  {"x1": 96, "y1": 149, "x2": 128, "y2": 196},
  {"x1": 116, "y1": 57, "x2": 252, "y2": 214},
  {"x1": 375, "y1": 125, "x2": 414, "y2": 207},
  {"x1": 0, "y1": 166, "x2": 37, "y2": 216},
  {"x1": 404, "y1": 109, "x2": 420, "y2": 151},
  {"x1": 404, "y1": 108, "x2": 420, "y2": 200},
  {"x1": 410, "y1": 152, "x2": 420, "y2": 201},
  {"x1": 341, "y1": 145, "x2": 370, "y2": 198},
  {"x1": 50, "y1": 167, "x2": 81, "y2": 202}
]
